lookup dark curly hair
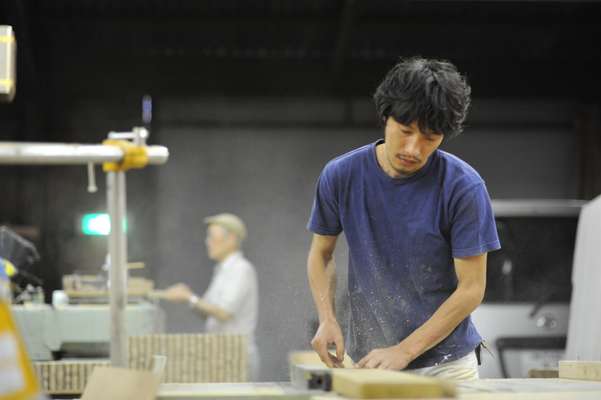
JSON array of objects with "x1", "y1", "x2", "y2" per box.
[{"x1": 373, "y1": 57, "x2": 471, "y2": 139}]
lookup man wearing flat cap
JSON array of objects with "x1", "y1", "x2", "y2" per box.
[{"x1": 162, "y1": 213, "x2": 260, "y2": 379}]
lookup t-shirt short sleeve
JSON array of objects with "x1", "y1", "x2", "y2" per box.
[
  {"x1": 307, "y1": 162, "x2": 342, "y2": 235},
  {"x1": 450, "y1": 182, "x2": 501, "y2": 258},
  {"x1": 208, "y1": 265, "x2": 251, "y2": 315}
]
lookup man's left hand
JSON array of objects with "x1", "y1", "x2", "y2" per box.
[{"x1": 355, "y1": 344, "x2": 414, "y2": 370}]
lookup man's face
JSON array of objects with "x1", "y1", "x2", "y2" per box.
[
  {"x1": 383, "y1": 117, "x2": 444, "y2": 176},
  {"x1": 205, "y1": 224, "x2": 236, "y2": 262}
]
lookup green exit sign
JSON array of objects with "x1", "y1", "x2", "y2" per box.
[{"x1": 81, "y1": 213, "x2": 128, "y2": 236}]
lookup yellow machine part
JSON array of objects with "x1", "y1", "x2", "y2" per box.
[
  {"x1": 102, "y1": 139, "x2": 149, "y2": 172},
  {"x1": 1, "y1": 259, "x2": 16, "y2": 277},
  {"x1": 0, "y1": 300, "x2": 40, "y2": 400}
]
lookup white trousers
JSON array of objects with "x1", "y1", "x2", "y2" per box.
[
  {"x1": 410, "y1": 351, "x2": 479, "y2": 380},
  {"x1": 248, "y1": 342, "x2": 261, "y2": 381}
]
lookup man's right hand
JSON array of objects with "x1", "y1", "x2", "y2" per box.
[
  {"x1": 160, "y1": 283, "x2": 194, "y2": 304},
  {"x1": 311, "y1": 319, "x2": 345, "y2": 368}
]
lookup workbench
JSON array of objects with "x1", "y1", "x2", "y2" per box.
[
  {"x1": 12, "y1": 302, "x2": 164, "y2": 360},
  {"x1": 153, "y1": 379, "x2": 601, "y2": 400}
]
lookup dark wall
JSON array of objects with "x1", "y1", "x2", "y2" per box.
[
  {"x1": 149, "y1": 97, "x2": 579, "y2": 380},
  {"x1": 0, "y1": 86, "x2": 586, "y2": 381}
]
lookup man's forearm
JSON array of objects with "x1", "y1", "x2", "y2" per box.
[
  {"x1": 400, "y1": 285, "x2": 483, "y2": 360},
  {"x1": 190, "y1": 296, "x2": 232, "y2": 322},
  {"x1": 307, "y1": 250, "x2": 337, "y2": 323}
]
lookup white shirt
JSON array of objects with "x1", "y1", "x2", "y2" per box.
[{"x1": 202, "y1": 251, "x2": 258, "y2": 344}]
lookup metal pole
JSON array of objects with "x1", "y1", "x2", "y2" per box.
[
  {"x1": 0, "y1": 143, "x2": 168, "y2": 165},
  {"x1": 107, "y1": 171, "x2": 128, "y2": 367}
]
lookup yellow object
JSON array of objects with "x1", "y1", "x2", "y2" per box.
[
  {"x1": 331, "y1": 368, "x2": 456, "y2": 399},
  {"x1": 0, "y1": 79, "x2": 14, "y2": 88},
  {"x1": 1, "y1": 259, "x2": 16, "y2": 277},
  {"x1": 0, "y1": 35, "x2": 15, "y2": 43},
  {"x1": 102, "y1": 139, "x2": 149, "y2": 172},
  {"x1": 0, "y1": 301, "x2": 40, "y2": 399}
]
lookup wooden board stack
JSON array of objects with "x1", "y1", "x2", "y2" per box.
[
  {"x1": 33, "y1": 360, "x2": 110, "y2": 395},
  {"x1": 129, "y1": 334, "x2": 248, "y2": 383},
  {"x1": 63, "y1": 274, "x2": 154, "y2": 300}
]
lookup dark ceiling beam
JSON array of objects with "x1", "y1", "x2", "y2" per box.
[
  {"x1": 33, "y1": 21, "x2": 601, "y2": 66},
  {"x1": 36, "y1": 53, "x2": 600, "y2": 100},
  {"x1": 32, "y1": 1, "x2": 341, "y2": 20}
]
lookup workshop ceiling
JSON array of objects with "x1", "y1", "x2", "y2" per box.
[{"x1": 2, "y1": 1, "x2": 601, "y2": 98}]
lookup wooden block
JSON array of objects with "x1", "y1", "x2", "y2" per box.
[
  {"x1": 332, "y1": 369, "x2": 456, "y2": 399},
  {"x1": 528, "y1": 369, "x2": 559, "y2": 378},
  {"x1": 288, "y1": 350, "x2": 354, "y2": 369},
  {"x1": 559, "y1": 361, "x2": 601, "y2": 381},
  {"x1": 81, "y1": 366, "x2": 160, "y2": 400}
]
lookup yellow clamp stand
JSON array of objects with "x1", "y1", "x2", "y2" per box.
[{"x1": 102, "y1": 139, "x2": 149, "y2": 172}]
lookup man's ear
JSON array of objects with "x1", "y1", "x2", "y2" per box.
[{"x1": 227, "y1": 231, "x2": 240, "y2": 248}]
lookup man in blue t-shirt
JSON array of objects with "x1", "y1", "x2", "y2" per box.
[{"x1": 307, "y1": 57, "x2": 501, "y2": 380}]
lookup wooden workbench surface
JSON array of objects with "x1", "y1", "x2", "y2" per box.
[
  {"x1": 312, "y1": 378, "x2": 601, "y2": 400},
  {"x1": 155, "y1": 379, "x2": 601, "y2": 400},
  {"x1": 157, "y1": 382, "x2": 311, "y2": 399}
]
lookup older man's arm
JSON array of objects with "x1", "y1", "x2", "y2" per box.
[{"x1": 160, "y1": 283, "x2": 233, "y2": 321}]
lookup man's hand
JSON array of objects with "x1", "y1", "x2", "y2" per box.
[
  {"x1": 311, "y1": 319, "x2": 345, "y2": 368},
  {"x1": 355, "y1": 344, "x2": 413, "y2": 370},
  {"x1": 161, "y1": 283, "x2": 194, "y2": 303}
]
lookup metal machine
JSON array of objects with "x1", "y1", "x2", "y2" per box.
[
  {"x1": 473, "y1": 199, "x2": 585, "y2": 378},
  {"x1": 12, "y1": 301, "x2": 164, "y2": 361}
]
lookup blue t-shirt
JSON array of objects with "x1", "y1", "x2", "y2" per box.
[{"x1": 307, "y1": 139, "x2": 501, "y2": 369}]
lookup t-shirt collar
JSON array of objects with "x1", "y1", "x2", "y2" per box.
[
  {"x1": 370, "y1": 139, "x2": 437, "y2": 184},
  {"x1": 216, "y1": 251, "x2": 243, "y2": 271}
]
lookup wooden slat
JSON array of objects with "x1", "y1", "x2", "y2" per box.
[
  {"x1": 33, "y1": 360, "x2": 110, "y2": 395},
  {"x1": 129, "y1": 334, "x2": 247, "y2": 383}
]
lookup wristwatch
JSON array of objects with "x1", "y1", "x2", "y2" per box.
[{"x1": 188, "y1": 294, "x2": 199, "y2": 308}]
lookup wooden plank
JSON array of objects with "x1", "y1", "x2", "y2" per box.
[
  {"x1": 559, "y1": 361, "x2": 601, "y2": 381},
  {"x1": 331, "y1": 369, "x2": 456, "y2": 399}
]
